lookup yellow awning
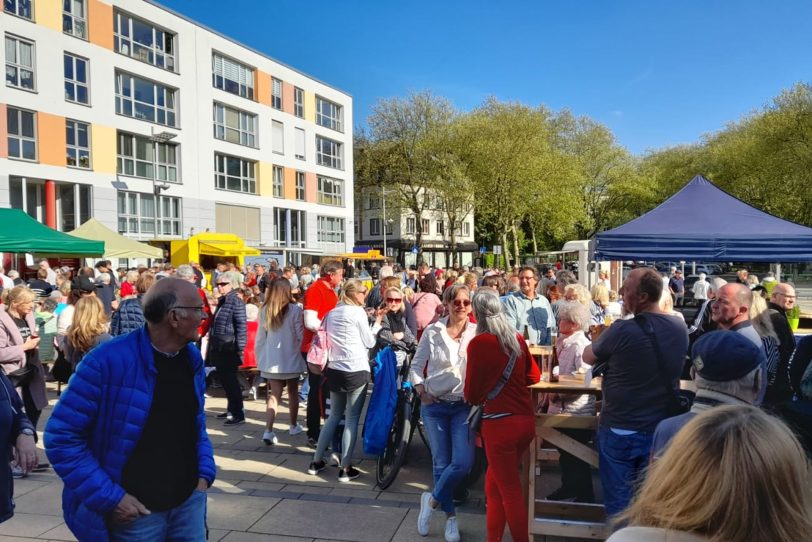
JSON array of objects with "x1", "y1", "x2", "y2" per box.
[{"x1": 198, "y1": 240, "x2": 260, "y2": 257}]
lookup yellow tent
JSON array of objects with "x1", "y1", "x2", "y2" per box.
[{"x1": 68, "y1": 218, "x2": 163, "y2": 259}]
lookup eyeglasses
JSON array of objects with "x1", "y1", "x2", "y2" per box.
[
  {"x1": 776, "y1": 293, "x2": 797, "y2": 299},
  {"x1": 172, "y1": 306, "x2": 207, "y2": 317},
  {"x1": 452, "y1": 299, "x2": 472, "y2": 307},
  {"x1": 385, "y1": 297, "x2": 403, "y2": 303},
  {"x1": 216, "y1": 282, "x2": 230, "y2": 287}
]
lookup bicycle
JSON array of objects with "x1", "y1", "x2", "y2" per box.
[{"x1": 376, "y1": 346, "x2": 430, "y2": 489}]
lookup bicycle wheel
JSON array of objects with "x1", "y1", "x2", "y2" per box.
[
  {"x1": 376, "y1": 397, "x2": 413, "y2": 490},
  {"x1": 414, "y1": 401, "x2": 431, "y2": 452}
]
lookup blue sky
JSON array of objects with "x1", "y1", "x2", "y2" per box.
[{"x1": 157, "y1": 0, "x2": 811, "y2": 155}]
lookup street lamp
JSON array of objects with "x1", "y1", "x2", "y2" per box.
[{"x1": 150, "y1": 129, "x2": 177, "y2": 239}]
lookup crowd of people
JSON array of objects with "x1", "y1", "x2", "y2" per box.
[{"x1": 0, "y1": 258, "x2": 811, "y2": 541}]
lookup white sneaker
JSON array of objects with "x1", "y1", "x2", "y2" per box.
[
  {"x1": 289, "y1": 423, "x2": 305, "y2": 436},
  {"x1": 417, "y1": 491, "x2": 433, "y2": 536},
  {"x1": 262, "y1": 431, "x2": 278, "y2": 445},
  {"x1": 444, "y1": 516, "x2": 460, "y2": 542}
]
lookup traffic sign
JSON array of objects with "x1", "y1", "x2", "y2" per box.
[
  {"x1": 479, "y1": 246, "x2": 486, "y2": 254},
  {"x1": 493, "y1": 245, "x2": 502, "y2": 255},
  {"x1": 411, "y1": 246, "x2": 419, "y2": 254}
]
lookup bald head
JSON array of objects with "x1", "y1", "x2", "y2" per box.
[
  {"x1": 771, "y1": 283, "x2": 796, "y2": 311},
  {"x1": 712, "y1": 283, "x2": 752, "y2": 329},
  {"x1": 143, "y1": 277, "x2": 199, "y2": 324}
]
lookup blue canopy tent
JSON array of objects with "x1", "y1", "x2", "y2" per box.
[{"x1": 594, "y1": 175, "x2": 812, "y2": 262}]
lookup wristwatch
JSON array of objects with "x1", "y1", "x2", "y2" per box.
[{"x1": 19, "y1": 428, "x2": 35, "y2": 437}]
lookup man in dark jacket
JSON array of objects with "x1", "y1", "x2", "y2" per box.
[
  {"x1": 210, "y1": 271, "x2": 247, "y2": 425},
  {"x1": 766, "y1": 283, "x2": 798, "y2": 405}
]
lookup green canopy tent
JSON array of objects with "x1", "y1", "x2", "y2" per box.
[
  {"x1": 68, "y1": 218, "x2": 163, "y2": 259},
  {"x1": 0, "y1": 208, "x2": 104, "y2": 256}
]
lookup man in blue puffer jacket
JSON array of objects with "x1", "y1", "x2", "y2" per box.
[{"x1": 45, "y1": 278, "x2": 216, "y2": 542}]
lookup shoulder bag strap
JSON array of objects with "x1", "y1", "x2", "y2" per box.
[
  {"x1": 634, "y1": 313, "x2": 679, "y2": 407},
  {"x1": 487, "y1": 349, "x2": 519, "y2": 401}
]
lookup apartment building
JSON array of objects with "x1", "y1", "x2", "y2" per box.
[
  {"x1": 355, "y1": 189, "x2": 477, "y2": 268},
  {"x1": 0, "y1": 0, "x2": 354, "y2": 261}
]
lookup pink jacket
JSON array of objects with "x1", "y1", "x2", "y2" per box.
[
  {"x1": 0, "y1": 305, "x2": 37, "y2": 373},
  {"x1": 410, "y1": 292, "x2": 443, "y2": 332}
]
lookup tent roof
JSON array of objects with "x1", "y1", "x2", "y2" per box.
[
  {"x1": 0, "y1": 209, "x2": 104, "y2": 256},
  {"x1": 68, "y1": 219, "x2": 163, "y2": 259},
  {"x1": 595, "y1": 175, "x2": 812, "y2": 262}
]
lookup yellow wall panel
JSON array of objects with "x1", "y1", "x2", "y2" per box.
[
  {"x1": 0, "y1": 105, "x2": 7, "y2": 158},
  {"x1": 91, "y1": 124, "x2": 116, "y2": 173},
  {"x1": 38, "y1": 112, "x2": 66, "y2": 166},
  {"x1": 257, "y1": 161, "x2": 273, "y2": 196},
  {"x1": 256, "y1": 70, "x2": 272, "y2": 107},
  {"x1": 36, "y1": 0, "x2": 62, "y2": 32},
  {"x1": 283, "y1": 167, "x2": 295, "y2": 200},
  {"x1": 304, "y1": 91, "x2": 315, "y2": 122},
  {"x1": 88, "y1": 0, "x2": 114, "y2": 50}
]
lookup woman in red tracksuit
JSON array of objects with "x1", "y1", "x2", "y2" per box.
[{"x1": 465, "y1": 289, "x2": 540, "y2": 542}]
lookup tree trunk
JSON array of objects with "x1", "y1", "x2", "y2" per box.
[
  {"x1": 531, "y1": 224, "x2": 538, "y2": 254},
  {"x1": 501, "y1": 231, "x2": 511, "y2": 272},
  {"x1": 511, "y1": 223, "x2": 521, "y2": 268}
]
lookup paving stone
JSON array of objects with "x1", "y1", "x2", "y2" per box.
[
  {"x1": 12, "y1": 483, "x2": 66, "y2": 517},
  {"x1": 221, "y1": 531, "x2": 312, "y2": 542},
  {"x1": 0, "y1": 513, "x2": 64, "y2": 538},
  {"x1": 206, "y1": 493, "x2": 281, "y2": 531},
  {"x1": 281, "y1": 484, "x2": 332, "y2": 495},
  {"x1": 329, "y1": 487, "x2": 380, "y2": 500},
  {"x1": 39, "y1": 523, "x2": 77, "y2": 541},
  {"x1": 390, "y1": 508, "x2": 489, "y2": 542},
  {"x1": 235, "y1": 480, "x2": 286, "y2": 492},
  {"x1": 10, "y1": 479, "x2": 50, "y2": 498}
]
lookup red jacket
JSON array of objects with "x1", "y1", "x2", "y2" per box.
[
  {"x1": 465, "y1": 333, "x2": 540, "y2": 416},
  {"x1": 300, "y1": 278, "x2": 338, "y2": 353},
  {"x1": 241, "y1": 320, "x2": 258, "y2": 368}
]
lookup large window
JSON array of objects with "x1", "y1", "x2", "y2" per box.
[
  {"x1": 272, "y1": 165, "x2": 283, "y2": 198},
  {"x1": 436, "y1": 220, "x2": 445, "y2": 236},
  {"x1": 405, "y1": 217, "x2": 416, "y2": 234},
  {"x1": 369, "y1": 218, "x2": 381, "y2": 236},
  {"x1": 316, "y1": 135, "x2": 343, "y2": 169},
  {"x1": 273, "y1": 208, "x2": 306, "y2": 247},
  {"x1": 117, "y1": 132, "x2": 179, "y2": 183},
  {"x1": 463, "y1": 222, "x2": 471, "y2": 236},
  {"x1": 5, "y1": 35, "x2": 35, "y2": 90},
  {"x1": 117, "y1": 191, "x2": 181, "y2": 237},
  {"x1": 294, "y1": 86, "x2": 304, "y2": 117},
  {"x1": 213, "y1": 103, "x2": 256, "y2": 147},
  {"x1": 316, "y1": 96, "x2": 343, "y2": 132},
  {"x1": 421, "y1": 218, "x2": 430, "y2": 235},
  {"x1": 215, "y1": 153, "x2": 256, "y2": 194},
  {"x1": 10, "y1": 178, "x2": 91, "y2": 231},
  {"x1": 115, "y1": 72, "x2": 177, "y2": 126},
  {"x1": 271, "y1": 77, "x2": 282, "y2": 109},
  {"x1": 63, "y1": 0, "x2": 87, "y2": 39},
  {"x1": 294, "y1": 127, "x2": 305, "y2": 160},
  {"x1": 7, "y1": 107, "x2": 36, "y2": 161},
  {"x1": 295, "y1": 171, "x2": 305, "y2": 201},
  {"x1": 317, "y1": 176, "x2": 344, "y2": 206},
  {"x1": 317, "y1": 216, "x2": 345, "y2": 244},
  {"x1": 272, "y1": 120, "x2": 284, "y2": 154},
  {"x1": 212, "y1": 53, "x2": 254, "y2": 99},
  {"x1": 114, "y1": 11, "x2": 176, "y2": 71},
  {"x1": 4, "y1": 0, "x2": 32, "y2": 19},
  {"x1": 64, "y1": 53, "x2": 89, "y2": 104},
  {"x1": 66, "y1": 120, "x2": 90, "y2": 169}
]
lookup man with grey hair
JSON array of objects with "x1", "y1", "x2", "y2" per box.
[
  {"x1": 39, "y1": 259, "x2": 57, "y2": 286},
  {"x1": 0, "y1": 266, "x2": 13, "y2": 291},
  {"x1": 651, "y1": 330, "x2": 764, "y2": 456},
  {"x1": 96, "y1": 272, "x2": 115, "y2": 316},
  {"x1": 766, "y1": 282, "x2": 798, "y2": 404}
]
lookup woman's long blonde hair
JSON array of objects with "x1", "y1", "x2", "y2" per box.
[
  {"x1": 68, "y1": 296, "x2": 108, "y2": 352},
  {"x1": 749, "y1": 294, "x2": 778, "y2": 340},
  {"x1": 339, "y1": 279, "x2": 366, "y2": 306},
  {"x1": 618, "y1": 405, "x2": 812, "y2": 542},
  {"x1": 261, "y1": 278, "x2": 292, "y2": 331}
]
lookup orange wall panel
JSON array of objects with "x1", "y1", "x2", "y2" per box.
[
  {"x1": 282, "y1": 82, "x2": 294, "y2": 115},
  {"x1": 38, "y1": 112, "x2": 66, "y2": 166},
  {"x1": 256, "y1": 70, "x2": 272, "y2": 106},
  {"x1": 0, "y1": 105, "x2": 7, "y2": 158},
  {"x1": 283, "y1": 167, "x2": 296, "y2": 200},
  {"x1": 88, "y1": 0, "x2": 114, "y2": 50},
  {"x1": 305, "y1": 172, "x2": 317, "y2": 203}
]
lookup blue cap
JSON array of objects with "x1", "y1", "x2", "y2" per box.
[{"x1": 691, "y1": 330, "x2": 763, "y2": 381}]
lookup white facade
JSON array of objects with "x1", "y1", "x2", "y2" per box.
[{"x1": 1, "y1": 0, "x2": 354, "y2": 260}]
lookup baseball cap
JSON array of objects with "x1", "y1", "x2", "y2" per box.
[
  {"x1": 71, "y1": 275, "x2": 96, "y2": 293},
  {"x1": 691, "y1": 330, "x2": 763, "y2": 381}
]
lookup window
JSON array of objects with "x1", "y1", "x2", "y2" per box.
[
  {"x1": 317, "y1": 216, "x2": 345, "y2": 244},
  {"x1": 215, "y1": 153, "x2": 256, "y2": 194},
  {"x1": 64, "y1": 53, "x2": 89, "y2": 104},
  {"x1": 436, "y1": 220, "x2": 445, "y2": 236},
  {"x1": 117, "y1": 132, "x2": 179, "y2": 183},
  {"x1": 114, "y1": 12, "x2": 176, "y2": 71},
  {"x1": 66, "y1": 120, "x2": 90, "y2": 168},
  {"x1": 463, "y1": 222, "x2": 471, "y2": 236},
  {"x1": 316, "y1": 135, "x2": 343, "y2": 169},
  {"x1": 213, "y1": 103, "x2": 256, "y2": 147},
  {"x1": 316, "y1": 96, "x2": 343, "y2": 132},
  {"x1": 272, "y1": 165, "x2": 283, "y2": 198},
  {"x1": 294, "y1": 127, "x2": 305, "y2": 159},
  {"x1": 63, "y1": 0, "x2": 87, "y2": 39},
  {"x1": 369, "y1": 218, "x2": 381, "y2": 236},
  {"x1": 367, "y1": 195, "x2": 381, "y2": 210},
  {"x1": 272, "y1": 120, "x2": 284, "y2": 154},
  {"x1": 421, "y1": 218, "x2": 430, "y2": 235},
  {"x1": 10, "y1": 178, "x2": 91, "y2": 230},
  {"x1": 273, "y1": 208, "x2": 306, "y2": 247},
  {"x1": 386, "y1": 220, "x2": 393, "y2": 235},
  {"x1": 295, "y1": 171, "x2": 305, "y2": 201},
  {"x1": 271, "y1": 77, "x2": 282, "y2": 109},
  {"x1": 5, "y1": 35, "x2": 35, "y2": 90},
  {"x1": 317, "y1": 176, "x2": 343, "y2": 206},
  {"x1": 115, "y1": 72, "x2": 177, "y2": 126},
  {"x1": 117, "y1": 191, "x2": 181, "y2": 237},
  {"x1": 212, "y1": 53, "x2": 254, "y2": 99},
  {"x1": 294, "y1": 86, "x2": 304, "y2": 117},
  {"x1": 7, "y1": 107, "x2": 36, "y2": 161},
  {"x1": 405, "y1": 217, "x2": 416, "y2": 234},
  {"x1": 4, "y1": 0, "x2": 32, "y2": 19}
]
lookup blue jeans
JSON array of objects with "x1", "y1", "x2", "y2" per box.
[
  {"x1": 314, "y1": 384, "x2": 368, "y2": 468},
  {"x1": 109, "y1": 489, "x2": 207, "y2": 541},
  {"x1": 421, "y1": 401, "x2": 475, "y2": 514},
  {"x1": 597, "y1": 425, "x2": 653, "y2": 518}
]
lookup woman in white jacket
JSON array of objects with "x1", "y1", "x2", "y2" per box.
[
  {"x1": 255, "y1": 278, "x2": 305, "y2": 446},
  {"x1": 308, "y1": 279, "x2": 383, "y2": 483}
]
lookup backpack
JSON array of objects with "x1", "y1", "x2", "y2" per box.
[{"x1": 362, "y1": 347, "x2": 398, "y2": 456}]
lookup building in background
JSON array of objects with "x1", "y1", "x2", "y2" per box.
[{"x1": 0, "y1": 0, "x2": 354, "y2": 263}]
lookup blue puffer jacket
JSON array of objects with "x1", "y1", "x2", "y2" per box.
[
  {"x1": 210, "y1": 291, "x2": 247, "y2": 351},
  {"x1": 109, "y1": 297, "x2": 145, "y2": 336},
  {"x1": 44, "y1": 327, "x2": 216, "y2": 542}
]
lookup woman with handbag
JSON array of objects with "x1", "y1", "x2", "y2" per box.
[
  {"x1": 210, "y1": 271, "x2": 248, "y2": 425},
  {"x1": 0, "y1": 286, "x2": 48, "y2": 433},
  {"x1": 308, "y1": 279, "x2": 383, "y2": 483},
  {"x1": 465, "y1": 288, "x2": 540, "y2": 542},
  {"x1": 411, "y1": 284, "x2": 477, "y2": 542}
]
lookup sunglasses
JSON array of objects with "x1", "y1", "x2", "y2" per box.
[
  {"x1": 385, "y1": 297, "x2": 403, "y2": 303},
  {"x1": 357, "y1": 290, "x2": 368, "y2": 295},
  {"x1": 452, "y1": 299, "x2": 471, "y2": 307},
  {"x1": 216, "y1": 282, "x2": 230, "y2": 287}
]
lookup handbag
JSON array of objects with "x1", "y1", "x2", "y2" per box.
[
  {"x1": 424, "y1": 366, "x2": 462, "y2": 398},
  {"x1": 51, "y1": 345, "x2": 73, "y2": 383},
  {"x1": 467, "y1": 349, "x2": 519, "y2": 433},
  {"x1": 306, "y1": 317, "x2": 330, "y2": 375},
  {"x1": 7, "y1": 365, "x2": 35, "y2": 388}
]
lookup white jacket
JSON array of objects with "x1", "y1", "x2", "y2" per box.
[
  {"x1": 255, "y1": 304, "x2": 305, "y2": 375},
  {"x1": 324, "y1": 303, "x2": 380, "y2": 373},
  {"x1": 410, "y1": 317, "x2": 476, "y2": 399}
]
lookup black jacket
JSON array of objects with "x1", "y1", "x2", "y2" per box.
[
  {"x1": 766, "y1": 302, "x2": 796, "y2": 405},
  {"x1": 0, "y1": 371, "x2": 34, "y2": 523},
  {"x1": 211, "y1": 291, "x2": 247, "y2": 352}
]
